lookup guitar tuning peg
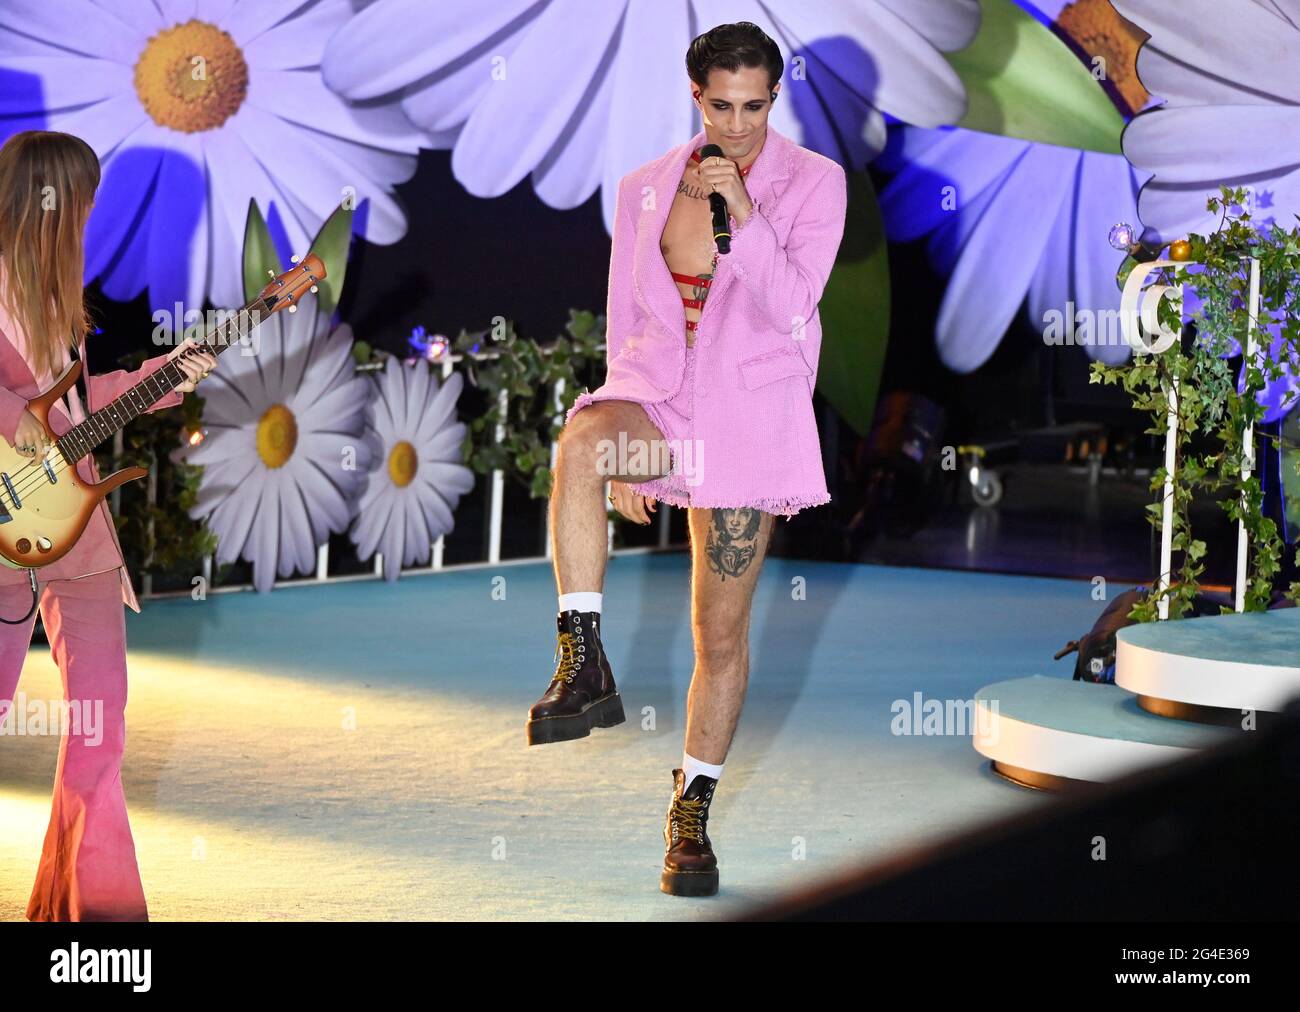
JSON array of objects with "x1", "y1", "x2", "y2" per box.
[
  {"x1": 287, "y1": 304, "x2": 298, "y2": 313},
  {"x1": 290, "y1": 254, "x2": 301, "y2": 264},
  {"x1": 267, "y1": 268, "x2": 275, "y2": 277},
  {"x1": 309, "y1": 285, "x2": 319, "y2": 293}
]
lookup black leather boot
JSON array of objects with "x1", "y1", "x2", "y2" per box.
[
  {"x1": 526, "y1": 610, "x2": 625, "y2": 746},
  {"x1": 660, "y1": 768, "x2": 719, "y2": 896}
]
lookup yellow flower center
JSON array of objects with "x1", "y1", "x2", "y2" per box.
[
  {"x1": 134, "y1": 19, "x2": 248, "y2": 132},
  {"x1": 1057, "y1": 0, "x2": 1151, "y2": 119},
  {"x1": 256, "y1": 404, "x2": 298, "y2": 469},
  {"x1": 388, "y1": 440, "x2": 418, "y2": 487}
]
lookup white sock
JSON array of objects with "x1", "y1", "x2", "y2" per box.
[
  {"x1": 682, "y1": 752, "x2": 724, "y2": 793},
  {"x1": 558, "y1": 591, "x2": 602, "y2": 615}
]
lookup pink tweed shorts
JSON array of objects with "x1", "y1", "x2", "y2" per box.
[
  {"x1": 643, "y1": 343, "x2": 695, "y2": 460},
  {"x1": 565, "y1": 342, "x2": 700, "y2": 507},
  {"x1": 630, "y1": 342, "x2": 697, "y2": 503}
]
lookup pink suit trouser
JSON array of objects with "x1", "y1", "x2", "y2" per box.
[{"x1": 0, "y1": 568, "x2": 148, "y2": 921}]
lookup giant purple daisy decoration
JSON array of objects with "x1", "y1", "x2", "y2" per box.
[
  {"x1": 878, "y1": 0, "x2": 1150, "y2": 372},
  {"x1": 1116, "y1": 0, "x2": 1300, "y2": 420},
  {"x1": 0, "y1": 0, "x2": 426, "y2": 310}
]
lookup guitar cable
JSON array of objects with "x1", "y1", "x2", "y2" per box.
[{"x1": 0, "y1": 569, "x2": 40, "y2": 624}]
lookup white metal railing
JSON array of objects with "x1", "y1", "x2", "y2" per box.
[
  {"x1": 124, "y1": 342, "x2": 676, "y2": 600},
  {"x1": 1120, "y1": 256, "x2": 1262, "y2": 617}
]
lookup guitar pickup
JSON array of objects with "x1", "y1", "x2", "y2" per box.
[
  {"x1": 42, "y1": 458, "x2": 57, "y2": 484},
  {"x1": 0, "y1": 472, "x2": 18, "y2": 510}
]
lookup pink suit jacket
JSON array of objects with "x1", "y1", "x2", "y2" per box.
[
  {"x1": 0, "y1": 329, "x2": 184, "y2": 612},
  {"x1": 565, "y1": 122, "x2": 848, "y2": 517}
]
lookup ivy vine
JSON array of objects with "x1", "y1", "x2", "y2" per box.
[
  {"x1": 1091, "y1": 186, "x2": 1300, "y2": 620},
  {"x1": 452, "y1": 309, "x2": 608, "y2": 500}
]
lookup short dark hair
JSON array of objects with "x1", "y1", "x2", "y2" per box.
[{"x1": 686, "y1": 22, "x2": 783, "y2": 97}]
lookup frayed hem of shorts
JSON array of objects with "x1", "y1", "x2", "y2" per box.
[
  {"x1": 564, "y1": 391, "x2": 603, "y2": 425},
  {"x1": 624, "y1": 484, "x2": 831, "y2": 519}
]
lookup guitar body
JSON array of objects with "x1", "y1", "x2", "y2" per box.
[{"x1": 0, "y1": 358, "x2": 146, "y2": 570}]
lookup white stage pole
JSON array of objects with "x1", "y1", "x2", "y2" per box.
[
  {"x1": 431, "y1": 357, "x2": 454, "y2": 571},
  {"x1": 1235, "y1": 256, "x2": 1262, "y2": 612},
  {"x1": 1157, "y1": 377, "x2": 1178, "y2": 621},
  {"x1": 1120, "y1": 258, "x2": 1184, "y2": 620},
  {"x1": 546, "y1": 378, "x2": 565, "y2": 561},
  {"x1": 489, "y1": 388, "x2": 507, "y2": 564}
]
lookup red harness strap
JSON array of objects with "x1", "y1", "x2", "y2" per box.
[{"x1": 671, "y1": 149, "x2": 754, "y2": 332}]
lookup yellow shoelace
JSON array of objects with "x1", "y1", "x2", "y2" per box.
[
  {"x1": 552, "y1": 631, "x2": 581, "y2": 683},
  {"x1": 670, "y1": 796, "x2": 707, "y2": 844}
]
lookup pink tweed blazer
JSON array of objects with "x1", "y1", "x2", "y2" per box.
[
  {"x1": 0, "y1": 327, "x2": 183, "y2": 613},
  {"x1": 566, "y1": 122, "x2": 848, "y2": 517}
]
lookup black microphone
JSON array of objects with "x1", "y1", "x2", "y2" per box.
[{"x1": 699, "y1": 143, "x2": 731, "y2": 255}]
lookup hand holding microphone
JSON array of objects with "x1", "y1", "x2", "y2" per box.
[{"x1": 697, "y1": 143, "x2": 753, "y2": 255}]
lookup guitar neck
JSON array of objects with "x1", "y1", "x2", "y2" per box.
[{"x1": 56, "y1": 298, "x2": 270, "y2": 464}]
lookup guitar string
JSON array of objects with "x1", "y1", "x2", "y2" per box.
[
  {"x1": 8, "y1": 262, "x2": 308, "y2": 506},
  {"x1": 4, "y1": 299, "x2": 268, "y2": 502},
  {"x1": 5, "y1": 314, "x2": 247, "y2": 500},
  {"x1": 2, "y1": 351, "x2": 212, "y2": 512},
  {"x1": 3, "y1": 293, "x2": 278, "y2": 511}
]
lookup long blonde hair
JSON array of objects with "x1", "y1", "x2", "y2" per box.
[{"x1": 0, "y1": 130, "x2": 100, "y2": 379}]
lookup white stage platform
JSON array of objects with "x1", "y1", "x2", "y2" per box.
[{"x1": 974, "y1": 608, "x2": 1300, "y2": 788}]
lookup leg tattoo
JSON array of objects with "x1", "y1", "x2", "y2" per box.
[{"x1": 704, "y1": 507, "x2": 763, "y2": 580}]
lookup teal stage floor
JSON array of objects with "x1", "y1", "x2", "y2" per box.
[{"x1": 1, "y1": 554, "x2": 1112, "y2": 920}]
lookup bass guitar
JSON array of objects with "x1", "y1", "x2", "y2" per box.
[{"x1": 0, "y1": 254, "x2": 324, "y2": 569}]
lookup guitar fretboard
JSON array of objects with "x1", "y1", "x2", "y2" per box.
[{"x1": 55, "y1": 301, "x2": 270, "y2": 465}]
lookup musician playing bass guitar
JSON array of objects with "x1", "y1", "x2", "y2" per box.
[{"x1": 0, "y1": 130, "x2": 216, "y2": 921}]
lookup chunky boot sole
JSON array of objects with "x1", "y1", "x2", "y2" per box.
[
  {"x1": 526, "y1": 691, "x2": 625, "y2": 746},
  {"x1": 660, "y1": 866, "x2": 719, "y2": 897}
]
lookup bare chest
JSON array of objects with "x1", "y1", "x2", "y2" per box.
[{"x1": 658, "y1": 171, "x2": 717, "y2": 277}]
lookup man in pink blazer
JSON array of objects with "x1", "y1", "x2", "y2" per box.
[{"x1": 528, "y1": 23, "x2": 848, "y2": 896}]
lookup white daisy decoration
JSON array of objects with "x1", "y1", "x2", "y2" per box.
[
  {"x1": 182, "y1": 290, "x2": 374, "y2": 592},
  {"x1": 1114, "y1": 0, "x2": 1300, "y2": 241},
  {"x1": 349, "y1": 356, "x2": 475, "y2": 580},
  {"x1": 0, "y1": 0, "x2": 426, "y2": 310}
]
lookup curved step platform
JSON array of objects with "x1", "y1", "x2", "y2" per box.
[
  {"x1": 1115, "y1": 607, "x2": 1300, "y2": 719},
  {"x1": 975, "y1": 608, "x2": 1300, "y2": 789},
  {"x1": 973, "y1": 676, "x2": 1234, "y2": 788}
]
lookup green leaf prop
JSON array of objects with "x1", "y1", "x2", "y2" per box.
[
  {"x1": 241, "y1": 200, "x2": 353, "y2": 313},
  {"x1": 307, "y1": 202, "x2": 354, "y2": 317},
  {"x1": 241, "y1": 199, "x2": 283, "y2": 305},
  {"x1": 816, "y1": 169, "x2": 890, "y2": 437},
  {"x1": 945, "y1": 0, "x2": 1125, "y2": 154}
]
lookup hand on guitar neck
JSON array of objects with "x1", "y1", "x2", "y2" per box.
[
  {"x1": 166, "y1": 336, "x2": 219, "y2": 394},
  {"x1": 11, "y1": 337, "x2": 218, "y2": 461}
]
